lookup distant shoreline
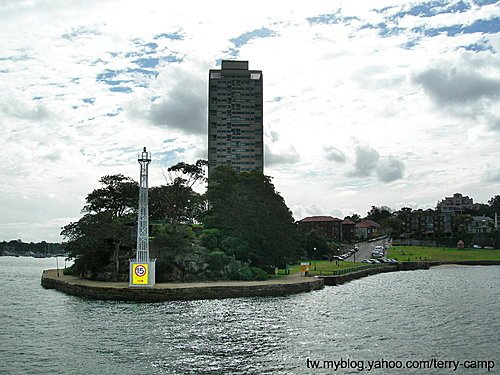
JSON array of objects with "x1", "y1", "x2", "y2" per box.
[{"x1": 40, "y1": 269, "x2": 324, "y2": 302}]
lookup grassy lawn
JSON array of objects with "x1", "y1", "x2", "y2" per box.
[
  {"x1": 388, "y1": 246, "x2": 500, "y2": 262},
  {"x1": 276, "y1": 260, "x2": 377, "y2": 276}
]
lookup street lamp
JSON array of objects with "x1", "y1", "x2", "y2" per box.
[{"x1": 313, "y1": 247, "x2": 317, "y2": 271}]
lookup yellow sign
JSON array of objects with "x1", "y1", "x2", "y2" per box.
[
  {"x1": 132, "y1": 263, "x2": 149, "y2": 285},
  {"x1": 300, "y1": 262, "x2": 310, "y2": 273}
]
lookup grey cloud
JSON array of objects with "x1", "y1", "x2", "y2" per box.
[
  {"x1": 413, "y1": 67, "x2": 500, "y2": 106},
  {"x1": 482, "y1": 166, "x2": 500, "y2": 183},
  {"x1": 325, "y1": 146, "x2": 346, "y2": 163},
  {"x1": 41, "y1": 149, "x2": 62, "y2": 162},
  {"x1": 376, "y1": 156, "x2": 405, "y2": 183},
  {"x1": 348, "y1": 144, "x2": 405, "y2": 183},
  {"x1": 482, "y1": 113, "x2": 500, "y2": 132},
  {"x1": 350, "y1": 145, "x2": 379, "y2": 177},
  {"x1": 148, "y1": 76, "x2": 206, "y2": 135},
  {"x1": 1, "y1": 99, "x2": 52, "y2": 121},
  {"x1": 62, "y1": 25, "x2": 101, "y2": 40},
  {"x1": 265, "y1": 144, "x2": 299, "y2": 166}
]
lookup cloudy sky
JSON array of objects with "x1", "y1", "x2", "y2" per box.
[{"x1": 1, "y1": 0, "x2": 499, "y2": 242}]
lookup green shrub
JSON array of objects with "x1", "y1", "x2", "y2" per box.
[
  {"x1": 251, "y1": 267, "x2": 269, "y2": 281},
  {"x1": 63, "y1": 264, "x2": 74, "y2": 275},
  {"x1": 207, "y1": 251, "x2": 231, "y2": 274},
  {"x1": 227, "y1": 259, "x2": 253, "y2": 280},
  {"x1": 200, "y1": 229, "x2": 224, "y2": 251}
]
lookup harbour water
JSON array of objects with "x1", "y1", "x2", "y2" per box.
[{"x1": 0, "y1": 257, "x2": 498, "y2": 374}]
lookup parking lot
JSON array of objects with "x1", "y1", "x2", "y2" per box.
[{"x1": 342, "y1": 238, "x2": 395, "y2": 263}]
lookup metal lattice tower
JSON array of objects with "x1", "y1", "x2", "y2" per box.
[{"x1": 136, "y1": 147, "x2": 151, "y2": 263}]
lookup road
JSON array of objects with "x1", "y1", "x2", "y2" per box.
[{"x1": 345, "y1": 238, "x2": 387, "y2": 262}]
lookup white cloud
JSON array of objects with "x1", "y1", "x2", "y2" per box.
[{"x1": 0, "y1": 0, "x2": 499, "y2": 241}]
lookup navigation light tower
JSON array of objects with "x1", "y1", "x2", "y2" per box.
[{"x1": 129, "y1": 147, "x2": 156, "y2": 287}]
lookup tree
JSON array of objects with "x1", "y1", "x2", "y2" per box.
[
  {"x1": 344, "y1": 214, "x2": 361, "y2": 223},
  {"x1": 378, "y1": 217, "x2": 402, "y2": 237},
  {"x1": 151, "y1": 160, "x2": 208, "y2": 226},
  {"x1": 82, "y1": 174, "x2": 138, "y2": 218},
  {"x1": 453, "y1": 214, "x2": 473, "y2": 234},
  {"x1": 149, "y1": 184, "x2": 203, "y2": 225},
  {"x1": 366, "y1": 206, "x2": 392, "y2": 222},
  {"x1": 62, "y1": 174, "x2": 138, "y2": 280},
  {"x1": 303, "y1": 230, "x2": 331, "y2": 259},
  {"x1": 166, "y1": 159, "x2": 207, "y2": 188},
  {"x1": 204, "y1": 166, "x2": 301, "y2": 267},
  {"x1": 61, "y1": 212, "x2": 115, "y2": 278},
  {"x1": 489, "y1": 195, "x2": 500, "y2": 215}
]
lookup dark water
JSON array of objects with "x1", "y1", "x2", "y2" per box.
[{"x1": 0, "y1": 257, "x2": 498, "y2": 374}]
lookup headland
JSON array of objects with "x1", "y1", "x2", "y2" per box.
[{"x1": 41, "y1": 269, "x2": 324, "y2": 302}]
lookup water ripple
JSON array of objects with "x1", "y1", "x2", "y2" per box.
[{"x1": 0, "y1": 258, "x2": 499, "y2": 374}]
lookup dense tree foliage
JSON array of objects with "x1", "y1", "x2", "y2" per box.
[
  {"x1": 82, "y1": 175, "x2": 138, "y2": 218},
  {"x1": 150, "y1": 160, "x2": 207, "y2": 225},
  {"x1": 204, "y1": 166, "x2": 301, "y2": 267},
  {"x1": 366, "y1": 205, "x2": 392, "y2": 222},
  {"x1": 302, "y1": 229, "x2": 338, "y2": 259},
  {"x1": 343, "y1": 214, "x2": 361, "y2": 223},
  {"x1": 62, "y1": 176, "x2": 138, "y2": 280},
  {"x1": 149, "y1": 184, "x2": 204, "y2": 224}
]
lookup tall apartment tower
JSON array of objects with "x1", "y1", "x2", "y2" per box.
[{"x1": 208, "y1": 60, "x2": 263, "y2": 176}]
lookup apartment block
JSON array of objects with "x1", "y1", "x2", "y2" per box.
[
  {"x1": 437, "y1": 193, "x2": 474, "y2": 215},
  {"x1": 208, "y1": 60, "x2": 263, "y2": 176}
]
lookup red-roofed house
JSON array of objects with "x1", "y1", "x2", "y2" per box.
[
  {"x1": 341, "y1": 220, "x2": 356, "y2": 243},
  {"x1": 297, "y1": 216, "x2": 342, "y2": 240},
  {"x1": 355, "y1": 219, "x2": 381, "y2": 240}
]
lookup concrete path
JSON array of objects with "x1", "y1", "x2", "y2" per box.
[{"x1": 42, "y1": 269, "x2": 310, "y2": 289}]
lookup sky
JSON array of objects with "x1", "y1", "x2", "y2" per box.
[{"x1": 0, "y1": 0, "x2": 499, "y2": 242}]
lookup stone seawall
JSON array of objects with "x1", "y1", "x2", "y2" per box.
[
  {"x1": 41, "y1": 270, "x2": 324, "y2": 302},
  {"x1": 318, "y1": 260, "x2": 500, "y2": 286},
  {"x1": 317, "y1": 264, "x2": 418, "y2": 286},
  {"x1": 426, "y1": 260, "x2": 500, "y2": 266}
]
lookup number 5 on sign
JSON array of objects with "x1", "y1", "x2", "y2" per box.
[{"x1": 132, "y1": 263, "x2": 148, "y2": 285}]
